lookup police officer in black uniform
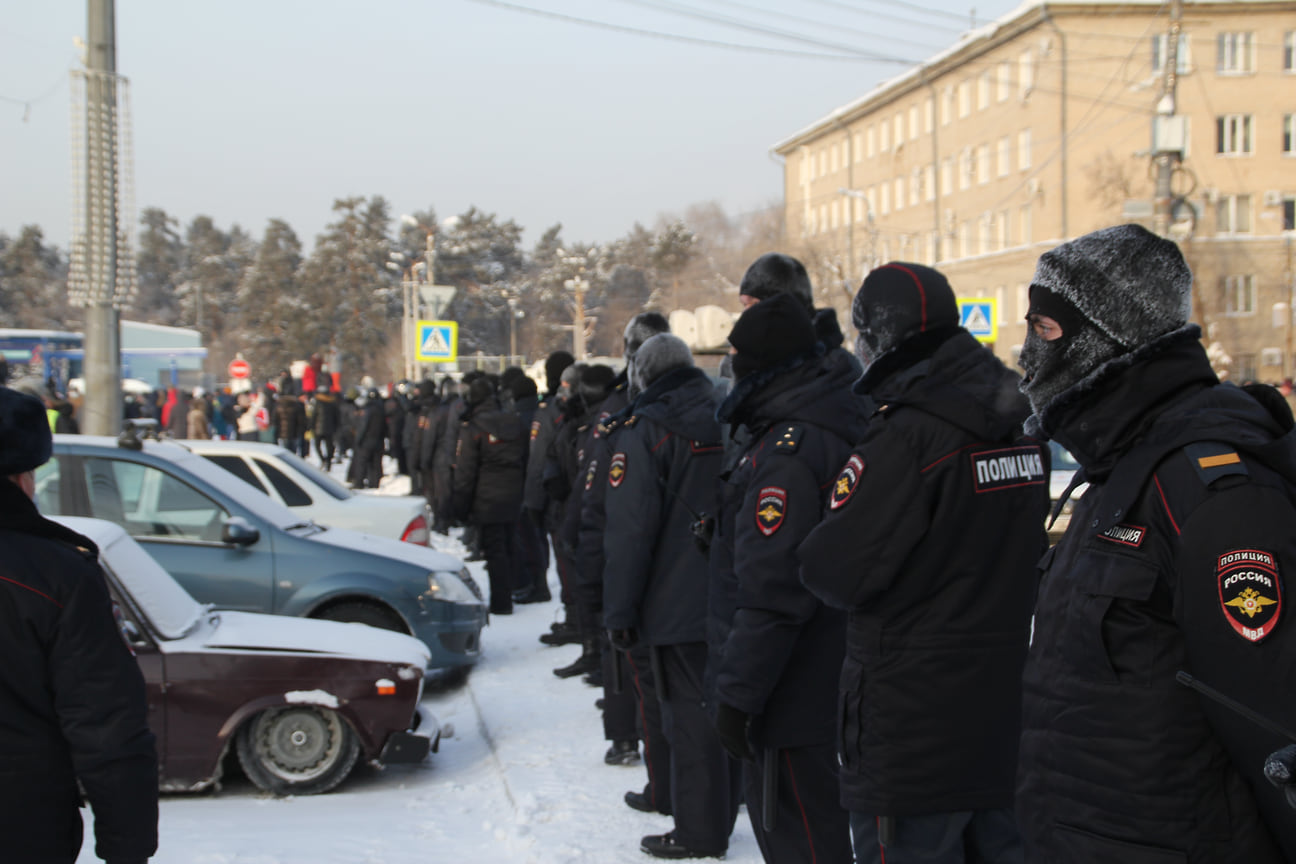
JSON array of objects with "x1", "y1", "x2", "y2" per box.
[
  {"x1": 526, "y1": 351, "x2": 577, "y2": 639},
  {"x1": 603, "y1": 334, "x2": 739, "y2": 860},
  {"x1": 799, "y1": 262, "x2": 1047, "y2": 864},
  {"x1": 710, "y1": 292, "x2": 864, "y2": 864},
  {"x1": 1015, "y1": 224, "x2": 1296, "y2": 861}
]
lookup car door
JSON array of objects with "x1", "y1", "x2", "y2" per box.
[
  {"x1": 74, "y1": 454, "x2": 277, "y2": 613},
  {"x1": 103, "y1": 575, "x2": 168, "y2": 782}
]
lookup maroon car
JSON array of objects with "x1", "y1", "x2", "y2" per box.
[{"x1": 56, "y1": 516, "x2": 440, "y2": 796}]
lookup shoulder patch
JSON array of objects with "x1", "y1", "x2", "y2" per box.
[
  {"x1": 755, "y1": 486, "x2": 787, "y2": 536},
  {"x1": 1185, "y1": 442, "x2": 1248, "y2": 487},
  {"x1": 1217, "y1": 548, "x2": 1282, "y2": 643},
  {"x1": 584, "y1": 459, "x2": 598, "y2": 492},
  {"x1": 970, "y1": 445, "x2": 1047, "y2": 492},
  {"x1": 829, "y1": 454, "x2": 865, "y2": 511},
  {"x1": 608, "y1": 452, "x2": 627, "y2": 488},
  {"x1": 530, "y1": 419, "x2": 541, "y2": 440},
  {"x1": 772, "y1": 424, "x2": 803, "y2": 454}
]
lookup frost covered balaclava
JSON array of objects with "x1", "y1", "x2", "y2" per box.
[
  {"x1": 630, "y1": 334, "x2": 694, "y2": 393},
  {"x1": 1018, "y1": 224, "x2": 1192, "y2": 415},
  {"x1": 739, "y1": 253, "x2": 814, "y2": 312},
  {"x1": 623, "y1": 312, "x2": 671, "y2": 395},
  {"x1": 851, "y1": 262, "x2": 959, "y2": 372}
]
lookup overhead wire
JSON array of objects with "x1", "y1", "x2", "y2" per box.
[{"x1": 690, "y1": 0, "x2": 951, "y2": 53}]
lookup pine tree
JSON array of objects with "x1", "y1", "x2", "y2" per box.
[
  {"x1": 135, "y1": 207, "x2": 184, "y2": 325},
  {"x1": 235, "y1": 219, "x2": 304, "y2": 375}
]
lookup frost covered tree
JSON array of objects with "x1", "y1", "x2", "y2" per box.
[
  {"x1": 0, "y1": 226, "x2": 71, "y2": 330},
  {"x1": 135, "y1": 207, "x2": 184, "y2": 325},
  {"x1": 437, "y1": 207, "x2": 526, "y2": 356},
  {"x1": 234, "y1": 219, "x2": 305, "y2": 376},
  {"x1": 174, "y1": 216, "x2": 253, "y2": 342}
]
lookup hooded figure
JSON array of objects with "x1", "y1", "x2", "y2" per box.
[
  {"x1": 708, "y1": 293, "x2": 864, "y2": 863},
  {"x1": 1014, "y1": 225, "x2": 1296, "y2": 862},
  {"x1": 798, "y1": 261, "x2": 1047, "y2": 862}
]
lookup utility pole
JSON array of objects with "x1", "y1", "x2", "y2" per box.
[
  {"x1": 562, "y1": 251, "x2": 589, "y2": 360},
  {"x1": 1152, "y1": 0, "x2": 1184, "y2": 238},
  {"x1": 76, "y1": 0, "x2": 125, "y2": 435}
]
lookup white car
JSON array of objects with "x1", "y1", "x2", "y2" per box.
[{"x1": 182, "y1": 439, "x2": 431, "y2": 546}]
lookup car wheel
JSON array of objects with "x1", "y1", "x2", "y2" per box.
[
  {"x1": 315, "y1": 601, "x2": 407, "y2": 633},
  {"x1": 236, "y1": 706, "x2": 360, "y2": 795}
]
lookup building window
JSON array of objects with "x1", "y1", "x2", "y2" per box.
[
  {"x1": 880, "y1": 184, "x2": 890, "y2": 215},
  {"x1": 959, "y1": 221, "x2": 971, "y2": 258},
  {"x1": 1152, "y1": 33, "x2": 1192, "y2": 73},
  {"x1": 1217, "y1": 32, "x2": 1255, "y2": 74},
  {"x1": 998, "y1": 209, "x2": 1011, "y2": 249},
  {"x1": 1286, "y1": 32, "x2": 1295, "y2": 72},
  {"x1": 831, "y1": 200, "x2": 840, "y2": 229},
  {"x1": 1018, "y1": 129, "x2": 1032, "y2": 170},
  {"x1": 1020, "y1": 203, "x2": 1032, "y2": 244},
  {"x1": 880, "y1": 121, "x2": 890, "y2": 153},
  {"x1": 925, "y1": 164, "x2": 936, "y2": 201},
  {"x1": 959, "y1": 80, "x2": 971, "y2": 118},
  {"x1": 997, "y1": 61, "x2": 1012, "y2": 101},
  {"x1": 895, "y1": 113, "x2": 904, "y2": 147},
  {"x1": 1285, "y1": 197, "x2": 1295, "y2": 231},
  {"x1": 980, "y1": 214, "x2": 992, "y2": 254},
  {"x1": 924, "y1": 97, "x2": 935, "y2": 133},
  {"x1": 997, "y1": 136, "x2": 1011, "y2": 177},
  {"x1": 1223, "y1": 274, "x2": 1256, "y2": 316},
  {"x1": 910, "y1": 170, "x2": 922, "y2": 205},
  {"x1": 941, "y1": 158, "x2": 953, "y2": 196},
  {"x1": 960, "y1": 148, "x2": 972, "y2": 191},
  {"x1": 819, "y1": 205, "x2": 828, "y2": 235},
  {"x1": 978, "y1": 71, "x2": 992, "y2": 110},
  {"x1": 909, "y1": 105, "x2": 920, "y2": 141},
  {"x1": 818, "y1": 150, "x2": 826, "y2": 177},
  {"x1": 1284, "y1": 114, "x2": 1295, "y2": 154},
  {"x1": 867, "y1": 187, "x2": 877, "y2": 220},
  {"x1": 1017, "y1": 284, "x2": 1029, "y2": 321},
  {"x1": 1235, "y1": 353, "x2": 1258, "y2": 383},
  {"x1": 1216, "y1": 194, "x2": 1252, "y2": 233},
  {"x1": 942, "y1": 87, "x2": 954, "y2": 126},
  {"x1": 895, "y1": 178, "x2": 905, "y2": 211},
  {"x1": 1019, "y1": 50, "x2": 1034, "y2": 98},
  {"x1": 1217, "y1": 114, "x2": 1253, "y2": 155},
  {"x1": 977, "y1": 143, "x2": 991, "y2": 185},
  {"x1": 866, "y1": 125, "x2": 876, "y2": 158}
]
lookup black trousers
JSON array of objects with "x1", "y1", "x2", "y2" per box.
[
  {"x1": 656, "y1": 642, "x2": 742, "y2": 853},
  {"x1": 478, "y1": 522, "x2": 516, "y2": 613},
  {"x1": 314, "y1": 434, "x2": 336, "y2": 468},
  {"x1": 516, "y1": 508, "x2": 550, "y2": 593},
  {"x1": 744, "y1": 741, "x2": 852, "y2": 864},
  {"x1": 602, "y1": 643, "x2": 638, "y2": 742},
  {"x1": 627, "y1": 644, "x2": 672, "y2": 812},
  {"x1": 848, "y1": 809, "x2": 1023, "y2": 864}
]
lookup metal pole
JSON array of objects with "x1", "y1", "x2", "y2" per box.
[
  {"x1": 1153, "y1": 0, "x2": 1183, "y2": 238},
  {"x1": 82, "y1": 0, "x2": 122, "y2": 435},
  {"x1": 572, "y1": 276, "x2": 586, "y2": 360}
]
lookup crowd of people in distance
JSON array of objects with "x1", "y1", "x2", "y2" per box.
[{"x1": 5, "y1": 223, "x2": 1296, "y2": 863}]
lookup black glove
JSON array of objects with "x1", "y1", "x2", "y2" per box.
[
  {"x1": 608, "y1": 627, "x2": 638, "y2": 652},
  {"x1": 1264, "y1": 743, "x2": 1296, "y2": 809},
  {"x1": 715, "y1": 702, "x2": 754, "y2": 761}
]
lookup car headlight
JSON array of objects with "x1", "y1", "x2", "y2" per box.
[{"x1": 426, "y1": 570, "x2": 480, "y2": 605}]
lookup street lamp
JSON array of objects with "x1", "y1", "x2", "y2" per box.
[{"x1": 560, "y1": 249, "x2": 591, "y2": 360}]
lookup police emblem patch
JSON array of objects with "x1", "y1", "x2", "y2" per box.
[
  {"x1": 755, "y1": 486, "x2": 787, "y2": 536},
  {"x1": 608, "y1": 453, "x2": 627, "y2": 488},
  {"x1": 829, "y1": 455, "x2": 865, "y2": 511},
  {"x1": 584, "y1": 460, "x2": 598, "y2": 492},
  {"x1": 1217, "y1": 548, "x2": 1282, "y2": 643},
  {"x1": 530, "y1": 420, "x2": 541, "y2": 441}
]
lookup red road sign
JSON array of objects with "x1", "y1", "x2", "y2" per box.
[{"x1": 228, "y1": 358, "x2": 250, "y2": 379}]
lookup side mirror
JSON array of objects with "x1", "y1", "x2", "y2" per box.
[
  {"x1": 221, "y1": 516, "x2": 260, "y2": 547},
  {"x1": 120, "y1": 619, "x2": 146, "y2": 646}
]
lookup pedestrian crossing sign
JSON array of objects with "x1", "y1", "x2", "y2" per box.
[
  {"x1": 958, "y1": 299, "x2": 997, "y2": 344},
  {"x1": 416, "y1": 320, "x2": 458, "y2": 363}
]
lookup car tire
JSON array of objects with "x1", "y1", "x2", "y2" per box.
[
  {"x1": 314, "y1": 601, "x2": 407, "y2": 633},
  {"x1": 236, "y1": 706, "x2": 360, "y2": 796}
]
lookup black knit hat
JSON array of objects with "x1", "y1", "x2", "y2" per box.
[
  {"x1": 739, "y1": 253, "x2": 814, "y2": 312},
  {"x1": 727, "y1": 292, "x2": 818, "y2": 380},
  {"x1": 544, "y1": 351, "x2": 575, "y2": 394},
  {"x1": 465, "y1": 376, "x2": 495, "y2": 408},
  {"x1": 0, "y1": 386, "x2": 53, "y2": 475},
  {"x1": 577, "y1": 364, "x2": 617, "y2": 404},
  {"x1": 852, "y1": 262, "x2": 959, "y2": 367}
]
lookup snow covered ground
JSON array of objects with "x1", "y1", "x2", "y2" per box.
[{"x1": 78, "y1": 467, "x2": 766, "y2": 863}]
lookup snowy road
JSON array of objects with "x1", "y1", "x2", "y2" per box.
[{"x1": 80, "y1": 474, "x2": 766, "y2": 863}]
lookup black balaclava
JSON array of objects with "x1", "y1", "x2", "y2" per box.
[
  {"x1": 739, "y1": 253, "x2": 814, "y2": 313},
  {"x1": 623, "y1": 312, "x2": 671, "y2": 395},
  {"x1": 575, "y1": 364, "x2": 616, "y2": 417},
  {"x1": 852, "y1": 262, "x2": 959, "y2": 372},
  {"x1": 727, "y1": 292, "x2": 818, "y2": 381},
  {"x1": 544, "y1": 351, "x2": 576, "y2": 395},
  {"x1": 1018, "y1": 224, "x2": 1192, "y2": 417},
  {"x1": 630, "y1": 334, "x2": 694, "y2": 394}
]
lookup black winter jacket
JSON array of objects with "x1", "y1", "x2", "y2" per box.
[
  {"x1": 710, "y1": 347, "x2": 868, "y2": 748},
  {"x1": 798, "y1": 328, "x2": 1047, "y2": 816},
  {"x1": 1018, "y1": 329, "x2": 1296, "y2": 862},
  {"x1": 523, "y1": 395, "x2": 564, "y2": 515},
  {"x1": 451, "y1": 398, "x2": 527, "y2": 525},
  {"x1": 311, "y1": 392, "x2": 341, "y2": 438},
  {"x1": 603, "y1": 367, "x2": 722, "y2": 645},
  {"x1": 572, "y1": 382, "x2": 632, "y2": 610},
  {"x1": 0, "y1": 480, "x2": 158, "y2": 863}
]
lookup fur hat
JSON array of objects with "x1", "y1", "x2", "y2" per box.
[
  {"x1": 728, "y1": 292, "x2": 818, "y2": 380},
  {"x1": 852, "y1": 262, "x2": 959, "y2": 369},
  {"x1": 624, "y1": 313, "x2": 671, "y2": 358},
  {"x1": 544, "y1": 351, "x2": 576, "y2": 394},
  {"x1": 739, "y1": 253, "x2": 814, "y2": 312},
  {"x1": 1019, "y1": 224, "x2": 1192, "y2": 414},
  {"x1": 577, "y1": 364, "x2": 617, "y2": 404},
  {"x1": 0, "y1": 386, "x2": 53, "y2": 475},
  {"x1": 630, "y1": 334, "x2": 694, "y2": 393}
]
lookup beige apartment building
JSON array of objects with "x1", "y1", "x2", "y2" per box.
[{"x1": 774, "y1": 0, "x2": 1296, "y2": 382}]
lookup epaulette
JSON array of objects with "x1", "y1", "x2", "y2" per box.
[
  {"x1": 771, "y1": 424, "x2": 803, "y2": 454},
  {"x1": 1184, "y1": 441, "x2": 1249, "y2": 487},
  {"x1": 625, "y1": 414, "x2": 640, "y2": 428}
]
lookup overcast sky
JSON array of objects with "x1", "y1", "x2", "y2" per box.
[{"x1": 2, "y1": 0, "x2": 1022, "y2": 254}]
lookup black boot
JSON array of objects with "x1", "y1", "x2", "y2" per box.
[{"x1": 553, "y1": 639, "x2": 600, "y2": 679}]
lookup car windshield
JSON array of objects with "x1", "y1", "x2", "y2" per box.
[
  {"x1": 99, "y1": 529, "x2": 206, "y2": 639},
  {"x1": 277, "y1": 450, "x2": 352, "y2": 501}
]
